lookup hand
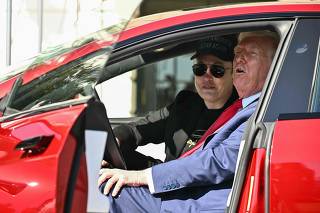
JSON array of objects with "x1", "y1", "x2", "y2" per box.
[{"x1": 98, "y1": 168, "x2": 148, "y2": 197}]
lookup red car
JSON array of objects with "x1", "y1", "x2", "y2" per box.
[{"x1": 1, "y1": 1, "x2": 320, "y2": 212}]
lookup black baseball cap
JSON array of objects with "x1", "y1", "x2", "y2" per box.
[{"x1": 191, "y1": 35, "x2": 237, "y2": 61}]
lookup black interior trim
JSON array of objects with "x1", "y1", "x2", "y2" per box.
[
  {"x1": 278, "y1": 112, "x2": 320, "y2": 120},
  {"x1": 86, "y1": 100, "x2": 127, "y2": 169}
]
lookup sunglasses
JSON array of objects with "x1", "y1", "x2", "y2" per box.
[{"x1": 192, "y1": 64, "x2": 225, "y2": 78}]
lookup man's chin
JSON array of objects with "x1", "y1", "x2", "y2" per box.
[
  {"x1": 233, "y1": 79, "x2": 246, "y2": 91},
  {"x1": 201, "y1": 92, "x2": 217, "y2": 100}
]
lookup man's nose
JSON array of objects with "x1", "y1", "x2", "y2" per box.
[
  {"x1": 205, "y1": 67, "x2": 212, "y2": 75},
  {"x1": 234, "y1": 53, "x2": 245, "y2": 63},
  {"x1": 203, "y1": 67, "x2": 215, "y2": 79}
]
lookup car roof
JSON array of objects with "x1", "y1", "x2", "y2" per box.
[
  {"x1": 117, "y1": 1, "x2": 320, "y2": 47},
  {"x1": 126, "y1": 1, "x2": 320, "y2": 28}
]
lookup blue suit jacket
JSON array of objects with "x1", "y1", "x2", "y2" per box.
[{"x1": 151, "y1": 99, "x2": 258, "y2": 212}]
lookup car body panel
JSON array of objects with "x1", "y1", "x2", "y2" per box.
[
  {"x1": 0, "y1": 104, "x2": 86, "y2": 212},
  {"x1": 270, "y1": 118, "x2": 320, "y2": 212},
  {"x1": 237, "y1": 148, "x2": 266, "y2": 213},
  {"x1": 70, "y1": 153, "x2": 88, "y2": 213}
]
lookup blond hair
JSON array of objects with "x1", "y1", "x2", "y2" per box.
[{"x1": 238, "y1": 30, "x2": 280, "y2": 57}]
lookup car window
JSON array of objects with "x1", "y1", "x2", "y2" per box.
[
  {"x1": 0, "y1": 20, "x2": 137, "y2": 117},
  {"x1": 97, "y1": 53, "x2": 194, "y2": 118},
  {"x1": 8, "y1": 49, "x2": 109, "y2": 112},
  {"x1": 0, "y1": 0, "x2": 145, "y2": 119},
  {"x1": 263, "y1": 19, "x2": 320, "y2": 122}
]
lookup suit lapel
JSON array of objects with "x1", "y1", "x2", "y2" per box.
[{"x1": 200, "y1": 99, "x2": 258, "y2": 150}]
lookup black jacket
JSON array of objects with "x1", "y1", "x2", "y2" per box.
[{"x1": 113, "y1": 89, "x2": 238, "y2": 168}]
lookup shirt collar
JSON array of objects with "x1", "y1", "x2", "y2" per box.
[{"x1": 242, "y1": 92, "x2": 261, "y2": 108}]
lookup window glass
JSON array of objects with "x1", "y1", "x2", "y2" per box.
[
  {"x1": 99, "y1": 54, "x2": 194, "y2": 118},
  {"x1": 263, "y1": 20, "x2": 320, "y2": 121},
  {"x1": 8, "y1": 49, "x2": 108, "y2": 112}
]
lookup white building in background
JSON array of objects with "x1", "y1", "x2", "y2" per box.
[{"x1": 1, "y1": 0, "x2": 139, "y2": 65}]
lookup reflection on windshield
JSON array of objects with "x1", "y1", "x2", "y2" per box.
[
  {"x1": 0, "y1": 0, "x2": 143, "y2": 118},
  {"x1": 0, "y1": 22, "x2": 126, "y2": 84},
  {"x1": 0, "y1": 19, "x2": 129, "y2": 116},
  {"x1": 7, "y1": 48, "x2": 109, "y2": 112}
]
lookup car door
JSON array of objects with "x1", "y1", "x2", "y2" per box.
[
  {"x1": 227, "y1": 18, "x2": 320, "y2": 213},
  {"x1": 0, "y1": 1, "x2": 142, "y2": 212},
  {"x1": 268, "y1": 18, "x2": 320, "y2": 213}
]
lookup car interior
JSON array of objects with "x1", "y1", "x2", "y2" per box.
[
  {"x1": 87, "y1": 24, "x2": 284, "y2": 213},
  {"x1": 95, "y1": 19, "x2": 286, "y2": 165},
  {"x1": 98, "y1": 23, "x2": 287, "y2": 117}
]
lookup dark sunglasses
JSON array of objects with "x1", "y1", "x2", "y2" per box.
[{"x1": 192, "y1": 64, "x2": 225, "y2": 78}]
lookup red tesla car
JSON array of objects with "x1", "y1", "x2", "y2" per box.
[{"x1": 1, "y1": 1, "x2": 320, "y2": 212}]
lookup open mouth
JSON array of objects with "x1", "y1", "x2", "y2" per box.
[{"x1": 235, "y1": 68, "x2": 245, "y2": 73}]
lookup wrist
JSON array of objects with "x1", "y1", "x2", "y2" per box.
[{"x1": 138, "y1": 170, "x2": 148, "y2": 185}]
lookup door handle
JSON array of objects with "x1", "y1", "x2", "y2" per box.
[{"x1": 15, "y1": 135, "x2": 54, "y2": 157}]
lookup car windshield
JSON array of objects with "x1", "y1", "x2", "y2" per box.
[{"x1": 0, "y1": 0, "x2": 142, "y2": 117}]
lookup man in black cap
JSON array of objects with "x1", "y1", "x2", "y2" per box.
[
  {"x1": 99, "y1": 30, "x2": 279, "y2": 213},
  {"x1": 108, "y1": 35, "x2": 238, "y2": 169}
]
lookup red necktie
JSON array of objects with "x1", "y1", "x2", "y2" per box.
[{"x1": 179, "y1": 98, "x2": 243, "y2": 158}]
